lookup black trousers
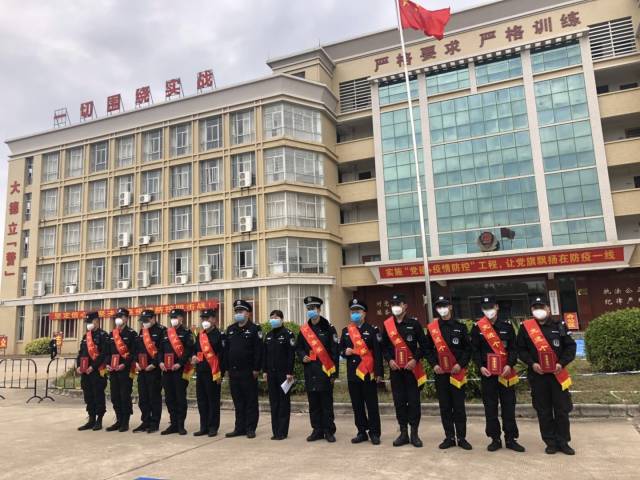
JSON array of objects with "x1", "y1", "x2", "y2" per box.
[
  {"x1": 109, "y1": 369, "x2": 133, "y2": 419},
  {"x1": 389, "y1": 370, "x2": 421, "y2": 428},
  {"x1": 307, "y1": 387, "x2": 336, "y2": 435},
  {"x1": 138, "y1": 368, "x2": 162, "y2": 427},
  {"x1": 480, "y1": 376, "x2": 518, "y2": 441},
  {"x1": 196, "y1": 370, "x2": 221, "y2": 432},
  {"x1": 348, "y1": 379, "x2": 381, "y2": 437},
  {"x1": 529, "y1": 373, "x2": 573, "y2": 447},
  {"x1": 80, "y1": 371, "x2": 107, "y2": 418},
  {"x1": 162, "y1": 370, "x2": 188, "y2": 425},
  {"x1": 267, "y1": 372, "x2": 291, "y2": 437},
  {"x1": 229, "y1": 372, "x2": 259, "y2": 433},
  {"x1": 434, "y1": 373, "x2": 467, "y2": 440}
]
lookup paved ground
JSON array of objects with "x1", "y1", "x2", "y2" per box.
[{"x1": 0, "y1": 390, "x2": 638, "y2": 480}]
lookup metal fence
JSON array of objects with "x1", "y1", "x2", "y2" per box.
[{"x1": 0, "y1": 358, "x2": 42, "y2": 403}]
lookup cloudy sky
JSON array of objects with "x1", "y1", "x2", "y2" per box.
[{"x1": 0, "y1": 0, "x2": 485, "y2": 253}]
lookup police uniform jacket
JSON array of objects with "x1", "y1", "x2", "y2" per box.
[
  {"x1": 295, "y1": 316, "x2": 340, "y2": 391},
  {"x1": 107, "y1": 325, "x2": 138, "y2": 369},
  {"x1": 516, "y1": 319, "x2": 576, "y2": 371},
  {"x1": 194, "y1": 327, "x2": 225, "y2": 375},
  {"x1": 160, "y1": 324, "x2": 195, "y2": 369},
  {"x1": 263, "y1": 326, "x2": 296, "y2": 376},
  {"x1": 339, "y1": 322, "x2": 384, "y2": 382},
  {"x1": 425, "y1": 318, "x2": 472, "y2": 369},
  {"x1": 76, "y1": 328, "x2": 109, "y2": 370},
  {"x1": 470, "y1": 319, "x2": 518, "y2": 369},
  {"x1": 224, "y1": 321, "x2": 262, "y2": 375},
  {"x1": 380, "y1": 316, "x2": 428, "y2": 364}
]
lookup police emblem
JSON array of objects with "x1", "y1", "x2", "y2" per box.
[
  {"x1": 553, "y1": 339, "x2": 560, "y2": 347},
  {"x1": 452, "y1": 337, "x2": 459, "y2": 345},
  {"x1": 289, "y1": 337, "x2": 296, "y2": 347},
  {"x1": 406, "y1": 334, "x2": 413, "y2": 342}
]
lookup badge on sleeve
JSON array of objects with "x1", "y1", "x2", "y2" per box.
[
  {"x1": 452, "y1": 337, "x2": 459, "y2": 345},
  {"x1": 406, "y1": 334, "x2": 413, "y2": 342},
  {"x1": 258, "y1": 330, "x2": 263, "y2": 340},
  {"x1": 289, "y1": 337, "x2": 296, "y2": 347},
  {"x1": 376, "y1": 332, "x2": 383, "y2": 342},
  {"x1": 553, "y1": 339, "x2": 560, "y2": 347},
  {"x1": 333, "y1": 333, "x2": 339, "y2": 343}
]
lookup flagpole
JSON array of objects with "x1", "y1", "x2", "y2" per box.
[{"x1": 393, "y1": 0, "x2": 434, "y2": 323}]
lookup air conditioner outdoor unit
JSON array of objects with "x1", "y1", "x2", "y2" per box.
[
  {"x1": 239, "y1": 216, "x2": 253, "y2": 233},
  {"x1": 138, "y1": 235, "x2": 151, "y2": 245},
  {"x1": 119, "y1": 191, "x2": 132, "y2": 207},
  {"x1": 137, "y1": 271, "x2": 150, "y2": 288},
  {"x1": 117, "y1": 280, "x2": 130, "y2": 289},
  {"x1": 239, "y1": 268, "x2": 254, "y2": 279},
  {"x1": 175, "y1": 274, "x2": 188, "y2": 285},
  {"x1": 117, "y1": 232, "x2": 131, "y2": 248},
  {"x1": 33, "y1": 281, "x2": 45, "y2": 297},
  {"x1": 64, "y1": 284, "x2": 77, "y2": 294},
  {"x1": 238, "y1": 170, "x2": 252, "y2": 188},
  {"x1": 199, "y1": 264, "x2": 212, "y2": 283},
  {"x1": 139, "y1": 194, "x2": 151, "y2": 204}
]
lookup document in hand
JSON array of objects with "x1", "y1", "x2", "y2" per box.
[{"x1": 281, "y1": 377, "x2": 295, "y2": 394}]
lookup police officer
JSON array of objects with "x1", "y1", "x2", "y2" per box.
[
  {"x1": 225, "y1": 300, "x2": 262, "y2": 439},
  {"x1": 133, "y1": 309, "x2": 165, "y2": 433},
  {"x1": 425, "y1": 296, "x2": 472, "y2": 450},
  {"x1": 192, "y1": 308, "x2": 225, "y2": 437},
  {"x1": 470, "y1": 296, "x2": 525, "y2": 452},
  {"x1": 263, "y1": 309, "x2": 296, "y2": 440},
  {"x1": 160, "y1": 308, "x2": 194, "y2": 436},
  {"x1": 381, "y1": 293, "x2": 429, "y2": 448},
  {"x1": 340, "y1": 298, "x2": 383, "y2": 445},
  {"x1": 105, "y1": 308, "x2": 138, "y2": 432},
  {"x1": 296, "y1": 296, "x2": 340, "y2": 443},
  {"x1": 76, "y1": 312, "x2": 108, "y2": 431},
  {"x1": 49, "y1": 336, "x2": 58, "y2": 360},
  {"x1": 517, "y1": 297, "x2": 577, "y2": 455}
]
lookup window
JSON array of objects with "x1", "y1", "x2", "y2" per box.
[
  {"x1": 143, "y1": 129, "x2": 163, "y2": 161},
  {"x1": 141, "y1": 169, "x2": 162, "y2": 201},
  {"x1": 200, "y1": 201, "x2": 224, "y2": 236},
  {"x1": 339, "y1": 77, "x2": 371, "y2": 113},
  {"x1": 139, "y1": 252, "x2": 161, "y2": 286},
  {"x1": 439, "y1": 225, "x2": 543, "y2": 255},
  {"x1": 113, "y1": 215, "x2": 133, "y2": 245},
  {"x1": 36, "y1": 304, "x2": 52, "y2": 337},
  {"x1": 531, "y1": 41, "x2": 581, "y2": 73},
  {"x1": 66, "y1": 147, "x2": 83, "y2": 177},
  {"x1": 596, "y1": 85, "x2": 610, "y2": 94},
  {"x1": 539, "y1": 120, "x2": 595, "y2": 172},
  {"x1": 60, "y1": 302, "x2": 77, "y2": 338},
  {"x1": 88, "y1": 180, "x2": 107, "y2": 211},
  {"x1": 40, "y1": 189, "x2": 58, "y2": 219},
  {"x1": 42, "y1": 152, "x2": 59, "y2": 182},
  {"x1": 546, "y1": 168, "x2": 602, "y2": 220},
  {"x1": 232, "y1": 196, "x2": 256, "y2": 232},
  {"x1": 90, "y1": 141, "x2": 108, "y2": 173},
  {"x1": 63, "y1": 184, "x2": 82, "y2": 215},
  {"x1": 23, "y1": 193, "x2": 31, "y2": 221},
  {"x1": 21, "y1": 230, "x2": 29, "y2": 257},
  {"x1": 169, "y1": 249, "x2": 191, "y2": 282},
  {"x1": 233, "y1": 241, "x2": 257, "y2": 277},
  {"x1": 170, "y1": 123, "x2": 192, "y2": 157},
  {"x1": 200, "y1": 116, "x2": 222, "y2": 150},
  {"x1": 200, "y1": 158, "x2": 222, "y2": 192},
  {"x1": 86, "y1": 258, "x2": 105, "y2": 290},
  {"x1": 620, "y1": 82, "x2": 638, "y2": 90},
  {"x1": 475, "y1": 55, "x2": 522, "y2": 85},
  {"x1": 589, "y1": 17, "x2": 636, "y2": 60},
  {"x1": 38, "y1": 226, "x2": 56, "y2": 256},
  {"x1": 19, "y1": 268, "x2": 27, "y2": 297},
  {"x1": 170, "y1": 164, "x2": 192, "y2": 197},
  {"x1": 112, "y1": 255, "x2": 132, "y2": 288},
  {"x1": 16, "y1": 306, "x2": 25, "y2": 340},
  {"x1": 551, "y1": 218, "x2": 606, "y2": 245},
  {"x1": 634, "y1": 176, "x2": 640, "y2": 189},
  {"x1": 37, "y1": 265, "x2": 55, "y2": 295},
  {"x1": 263, "y1": 103, "x2": 322, "y2": 142},
  {"x1": 535, "y1": 74, "x2": 589, "y2": 126},
  {"x1": 265, "y1": 192, "x2": 325, "y2": 229},
  {"x1": 26, "y1": 157, "x2": 33, "y2": 185},
  {"x1": 231, "y1": 109, "x2": 255, "y2": 144},
  {"x1": 199, "y1": 245, "x2": 224, "y2": 280},
  {"x1": 267, "y1": 237, "x2": 326, "y2": 274},
  {"x1": 231, "y1": 152, "x2": 255, "y2": 188},
  {"x1": 427, "y1": 66, "x2": 470, "y2": 95},
  {"x1": 140, "y1": 211, "x2": 162, "y2": 242},
  {"x1": 378, "y1": 76, "x2": 418, "y2": 106},
  {"x1": 117, "y1": 136, "x2": 135, "y2": 167},
  {"x1": 267, "y1": 285, "x2": 326, "y2": 326},
  {"x1": 87, "y1": 219, "x2": 106, "y2": 251},
  {"x1": 170, "y1": 206, "x2": 192, "y2": 240},
  {"x1": 264, "y1": 147, "x2": 324, "y2": 185},
  {"x1": 62, "y1": 222, "x2": 81, "y2": 254},
  {"x1": 114, "y1": 175, "x2": 133, "y2": 207},
  {"x1": 62, "y1": 261, "x2": 79, "y2": 288}
]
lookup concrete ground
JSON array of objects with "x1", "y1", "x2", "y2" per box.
[{"x1": 0, "y1": 390, "x2": 638, "y2": 480}]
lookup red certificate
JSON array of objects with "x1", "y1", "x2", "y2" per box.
[
  {"x1": 197, "y1": 352, "x2": 204, "y2": 362},
  {"x1": 164, "y1": 353, "x2": 175, "y2": 370},
  {"x1": 487, "y1": 353, "x2": 504, "y2": 376},
  {"x1": 539, "y1": 351, "x2": 557, "y2": 373},
  {"x1": 80, "y1": 356, "x2": 89, "y2": 374},
  {"x1": 395, "y1": 346, "x2": 410, "y2": 368},
  {"x1": 138, "y1": 353, "x2": 148, "y2": 370},
  {"x1": 110, "y1": 354, "x2": 120, "y2": 370},
  {"x1": 438, "y1": 352, "x2": 455, "y2": 373}
]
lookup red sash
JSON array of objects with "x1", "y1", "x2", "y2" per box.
[
  {"x1": 167, "y1": 327, "x2": 194, "y2": 381},
  {"x1": 476, "y1": 318, "x2": 519, "y2": 387},
  {"x1": 347, "y1": 323, "x2": 375, "y2": 381},
  {"x1": 300, "y1": 324, "x2": 336, "y2": 376},
  {"x1": 112, "y1": 328, "x2": 136, "y2": 379},
  {"x1": 427, "y1": 321, "x2": 467, "y2": 389},
  {"x1": 142, "y1": 328, "x2": 158, "y2": 359},
  {"x1": 86, "y1": 330, "x2": 106, "y2": 377},
  {"x1": 199, "y1": 331, "x2": 221, "y2": 381},
  {"x1": 522, "y1": 319, "x2": 572, "y2": 391},
  {"x1": 383, "y1": 317, "x2": 427, "y2": 387}
]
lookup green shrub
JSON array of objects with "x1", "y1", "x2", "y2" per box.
[
  {"x1": 259, "y1": 321, "x2": 306, "y2": 395},
  {"x1": 25, "y1": 337, "x2": 51, "y2": 356},
  {"x1": 585, "y1": 308, "x2": 640, "y2": 372}
]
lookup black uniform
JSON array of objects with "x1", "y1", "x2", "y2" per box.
[
  {"x1": 263, "y1": 326, "x2": 296, "y2": 438},
  {"x1": 107, "y1": 325, "x2": 138, "y2": 426},
  {"x1": 49, "y1": 338, "x2": 57, "y2": 360},
  {"x1": 340, "y1": 322, "x2": 384, "y2": 438},
  {"x1": 160, "y1": 324, "x2": 195, "y2": 429},
  {"x1": 194, "y1": 327, "x2": 225, "y2": 434},
  {"x1": 425, "y1": 318, "x2": 472, "y2": 441},
  {"x1": 77, "y1": 327, "x2": 108, "y2": 421},
  {"x1": 296, "y1": 316, "x2": 340, "y2": 436},
  {"x1": 135, "y1": 322, "x2": 166, "y2": 430},
  {"x1": 517, "y1": 318, "x2": 576, "y2": 448},
  {"x1": 381, "y1": 315, "x2": 429, "y2": 429},
  {"x1": 471, "y1": 317, "x2": 519, "y2": 442},
  {"x1": 224, "y1": 321, "x2": 263, "y2": 434}
]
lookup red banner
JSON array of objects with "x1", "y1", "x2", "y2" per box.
[
  {"x1": 49, "y1": 300, "x2": 219, "y2": 321},
  {"x1": 379, "y1": 247, "x2": 624, "y2": 280},
  {"x1": 0, "y1": 335, "x2": 7, "y2": 349}
]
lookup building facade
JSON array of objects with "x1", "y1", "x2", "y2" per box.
[{"x1": 3, "y1": 0, "x2": 640, "y2": 354}]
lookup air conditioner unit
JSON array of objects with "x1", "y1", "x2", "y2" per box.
[
  {"x1": 139, "y1": 194, "x2": 151, "y2": 204},
  {"x1": 175, "y1": 274, "x2": 188, "y2": 285},
  {"x1": 64, "y1": 284, "x2": 77, "y2": 294},
  {"x1": 272, "y1": 263, "x2": 285, "y2": 274},
  {"x1": 238, "y1": 171, "x2": 252, "y2": 188},
  {"x1": 138, "y1": 235, "x2": 151, "y2": 245},
  {"x1": 239, "y1": 268, "x2": 254, "y2": 279},
  {"x1": 33, "y1": 281, "x2": 45, "y2": 297},
  {"x1": 239, "y1": 216, "x2": 253, "y2": 233},
  {"x1": 137, "y1": 271, "x2": 150, "y2": 288},
  {"x1": 119, "y1": 191, "x2": 132, "y2": 207},
  {"x1": 117, "y1": 280, "x2": 130, "y2": 289},
  {"x1": 198, "y1": 264, "x2": 212, "y2": 283},
  {"x1": 117, "y1": 232, "x2": 131, "y2": 248}
]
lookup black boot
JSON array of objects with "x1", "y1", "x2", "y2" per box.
[
  {"x1": 118, "y1": 416, "x2": 129, "y2": 432},
  {"x1": 306, "y1": 430, "x2": 324, "y2": 442},
  {"x1": 351, "y1": 432, "x2": 368, "y2": 444},
  {"x1": 457, "y1": 438, "x2": 473, "y2": 450},
  {"x1": 161, "y1": 424, "x2": 178, "y2": 435},
  {"x1": 393, "y1": 426, "x2": 410, "y2": 447},
  {"x1": 178, "y1": 421, "x2": 187, "y2": 435},
  {"x1": 439, "y1": 438, "x2": 456, "y2": 449},
  {"x1": 193, "y1": 428, "x2": 208, "y2": 437},
  {"x1": 132, "y1": 423, "x2": 148, "y2": 433},
  {"x1": 505, "y1": 439, "x2": 526, "y2": 452},
  {"x1": 92, "y1": 415, "x2": 103, "y2": 431},
  {"x1": 77, "y1": 416, "x2": 95, "y2": 431},
  {"x1": 105, "y1": 416, "x2": 121, "y2": 432},
  {"x1": 487, "y1": 438, "x2": 502, "y2": 451},
  {"x1": 410, "y1": 426, "x2": 423, "y2": 448}
]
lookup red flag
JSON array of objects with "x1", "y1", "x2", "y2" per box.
[{"x1": 399, "y1": 0, "x2": 451, "y2": 40}]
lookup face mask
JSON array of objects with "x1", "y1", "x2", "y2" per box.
[
  {"x1": 391, "y1": 306, "x2": 403, "y2": 316},
  {"x1": 170, "y1": 318, "x2": 180, "y2": 327},
  {"x1": 350, "y1": 312, "x2": 363, "y2": 323},
  {"x1": 483, "y1": 309, "x2": 497, "y2": 320},
  {"x1": 201, "y1": 321, "x2": 211, "y2": 330},
  {"x1": 114, "y1": 318, "x2": 124, "y2": 327},
  {"x1": 269, "y1": 318, "x2": 282, "y2": 329},
  {"x1": 234, "y1": 313, "x2": 246, "y2": 323},
  {"x1": 437, "y1": 307, "x2": 450, "y2": 317},
  {"x1": 532, "y1": 309, "x2": 548, "y2": 321},
  {"x1": 86, "y1": 323, "x2": 95, "y2": 331},
  {"x1": 306, "y1": 309, "x2": 319, "y2": 320},
  {"x1": 142, "y1": 322, "x2": 151, "y2": 329}
]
